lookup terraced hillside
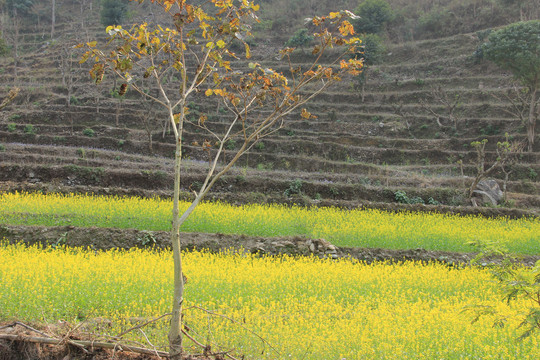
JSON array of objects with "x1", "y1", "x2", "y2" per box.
[{"x1": 0, "y1": 1, "x2": 538, "y2": 217}]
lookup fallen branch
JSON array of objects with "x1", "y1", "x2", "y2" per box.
[
  {"x1": 0, "y1": 334, "x2": 170, "y2": 357},
  {"x1": 0, "y1": 322, "x2": 50, "y2": 338}
]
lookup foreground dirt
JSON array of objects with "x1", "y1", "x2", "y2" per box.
[
  {"x1": 1, "y1": 225, "x2": 539, "y2": 267},
  {"x1": 0, "y1": 321, "x2": 220, "y2": 360}
]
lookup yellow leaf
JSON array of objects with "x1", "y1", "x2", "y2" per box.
[
  {"x1": 205, "y1": 89, "x2": 213, "y2": 96},
  {"x1": 199, "y1": 115, "x2": 207, "y2": 125},
  {"x1": 339, "y1": 21, "x2": 354, "y2": 36},
  {"x1": 329, "y1": 12, "x2": 340, "y2": 19},
  {"x1": 86, "y1": 41, "x2": 97, "y2": 47},
  {"x1": 244, "y1": 43, "x2": 251, "y2": 59},
  {"x1": 301, "y1": 108, "x2": 311, "y2": 119},
  {"x1": 216, "y1": 40, "x2": 226, "y2": 48}
]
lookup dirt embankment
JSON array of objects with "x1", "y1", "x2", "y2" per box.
[{"x1": 2, "y1": 225, "x2": 539, "y2": 267}]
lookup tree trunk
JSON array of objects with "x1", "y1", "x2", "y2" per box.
[
  {"x1": 116, "y1": 101, "x2": 121, "y2": 127},
  {"x1": 527, "y1": 83, "x2": 537, "y2": 152},
  {"x1": 147, "y1": 128, "x2": 153, "y2": 154},
  {"x1": 13, "y1": 9, "x2": 19, "y2": 84},
  {"x1": 51, "y1": 0, "x2": 56, "y2": 39},
  {"x1": 168, "y1": 137, "x2": 184, "y2": 359}
]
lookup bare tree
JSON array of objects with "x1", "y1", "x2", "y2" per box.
[
  {"x1": 468, "y1": 136, "x2": 523, "y2": 203},
  {"x1": 492, "y1": 83, "x2": 540, "y2": 150},
  {"x1": 82, "y1": 1, "x2": 363, "y2": 357},
  {"x1": 420, "y1": 85, "x2": 463, "y2": 129},
  {"x1": 57, "y1": 42, "x2": 83, "y2": 135}
]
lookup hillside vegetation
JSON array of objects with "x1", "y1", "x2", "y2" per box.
[{"x1": 0, "y1": 0, "x2": 538, "y2": 216}]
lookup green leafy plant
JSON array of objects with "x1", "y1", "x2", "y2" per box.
[
  {"x1": 82, "y1": 128, "x2": 95, "y2": 137},
  {"x1": 7, "y1": 123, "x2": 16, "y2": 132},
  {"x1": 395, "y1": 190, "x2": 425, "y2": 204},
  {"x1": 466, "y1": 240, "x2": 540, "y2": 340},
  {"x1": 284, "y1": 179, "x2": 303, "y2": 197},
  {"x1": 0, "y1": 143, "x2": 5, "y2": 152},
  {"x1": 138, "y1": 230, "x2": 157, "y2": 246},
  {"x1": 285, "y1": 28, "x2": 313, "y2": 53},
  {"x1": 353, "y1": 0, "x2": 394, "y2": 34},
  {"x1": 69, "y1": 95, "x2": 80, "y2": 105},
  {"x1": 225, "y1": 139, "x2": 237, "y2": 150},
  {"x1": 23, "y1": 124, "x2": 35, "y2": 135},
  {"x1": 100, "y1": 0, "x2": 129, "y2": 26},
  {"x1": 76, "y1": 148, "x2": 86, "y2": 159}
]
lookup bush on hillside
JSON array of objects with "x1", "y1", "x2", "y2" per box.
[
  {"x1": 285, "y1": 28, "x2": 313, "y2": 52},
  {"x1": 100, "y1": 0, "x2": 129, "y2": 26},
  {"x1": 354, "y1": 0, "x2": 394, "y2": 34}
]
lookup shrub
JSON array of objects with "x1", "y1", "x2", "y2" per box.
[
  {"x1": 395, "y1": 190, "x2": 425, "y2": 204},
  {"x1": 69, "y1": 95, "x2": 80, "y2": 105},
  {"x1": 285, "y1": 28, "x2": 313, "y2": 52},
  {"x1": 100, "y1": 0, "x2": 129, "y2": 26},
  {"x1": 225, "y1": 139, "x2": 236, "y2": 150},
  {"x1": 7, "y1": 123, "x2": 16, "y2": 132},
  {"x1": 0, "y1": 143, "x2": 5, "y2": 152},
  {"x1": 23, "y1": 124, "x2": 35, "y2": 134},
  {"x1": 354, "y1": 0, "x2": 394, "y2": 34},
  {"x1": 82, "y1": 128, "x2": 95, "y2": 137},
  {"x1": 284, "y1": 179, "x2": 303, "y2": 197},
  {"x1": 76, "y1": 148, "x2": 86, "y2": 159},
  {"x1": 394, "y1": 190, "x2": 409, "y2": 204}
]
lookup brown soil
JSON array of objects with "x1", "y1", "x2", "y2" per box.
[{"x1": 2, "y1": 225, "x2": 539, "y2": 267}]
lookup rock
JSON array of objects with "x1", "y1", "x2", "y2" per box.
[{"x1": 473, "y1": 179, "x2": 503, "y2": 206}]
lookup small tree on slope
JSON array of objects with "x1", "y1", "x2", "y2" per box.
[
  {"x1": 81, "y1": 0, "x2": 363, "y2": 357},
  {"x1": 482, "y1": 20, "x2": 540, "y2": 152}
]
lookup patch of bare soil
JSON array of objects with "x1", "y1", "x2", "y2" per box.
[{"x1": 1, "y1": 225, "x2": 539, "y2": 267}]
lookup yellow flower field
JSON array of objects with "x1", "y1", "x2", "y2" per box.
[
  {"x1": 0, "y1": 243, "x2": 538, "y2": 359},
  {"x1": 0, "y1": 191, "x2": 538, "y2": 254}
]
